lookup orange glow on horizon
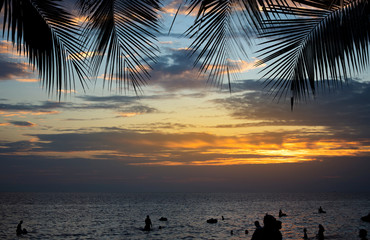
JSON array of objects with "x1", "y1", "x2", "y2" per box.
[{"x1": 126, "y1": 136, "x2": 370, "y2": 166}]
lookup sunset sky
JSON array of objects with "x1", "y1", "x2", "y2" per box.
[{"x1": 1, "y1": 1, "x2": 370, "y2": 192}]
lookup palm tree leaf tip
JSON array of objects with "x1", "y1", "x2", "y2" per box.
[
  {"x1": 0, "y1": 0, "x2": 89, "y2": 94},
  {"x1": 258, "y1": 0, "x2": 369, "y2": 106},
  {"x1": 78, "y1": 0, "x2": 162, "y2": 91}
]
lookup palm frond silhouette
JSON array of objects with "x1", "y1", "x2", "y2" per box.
[
  {"x1": 256, "y1": 0, "x2": 369, "y2": 107},
  {"x1": 0, "y1": 0, "x2": 88, "y2": 94},
  {"x1": 0, "y1": 0, "x2": 369, "y2": 106},
  {"x1": 182, "y1": 0, "x2": 265, "y2": 88},
  {"x1": 77, "y1": 0, "x2": 161, "y2": 93}
]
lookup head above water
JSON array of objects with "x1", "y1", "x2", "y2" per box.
[
  {"x1": 263, "y1": 214, "x2": 277, "y2": 228},
  {"x1": 359, "y1": 229, "x2": 368, "y2": 238}
]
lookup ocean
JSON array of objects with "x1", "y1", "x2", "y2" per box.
[{"x1": 0, "y1": 192, "x2": 369, "y2": 239}]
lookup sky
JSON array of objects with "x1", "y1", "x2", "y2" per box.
[{"x1": 0, "y1": 1, "x2": 370, "y2": 192}]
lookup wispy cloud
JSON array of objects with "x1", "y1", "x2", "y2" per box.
[{"x1": 9, "y1": 121, "x2": 36, "y2": 127}]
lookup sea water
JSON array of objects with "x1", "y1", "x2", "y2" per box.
[{"x1": 0, "y1": 192, "x2": 369, "y2": 240}]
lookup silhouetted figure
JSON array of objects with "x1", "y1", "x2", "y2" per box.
[
  {"x1": 279, "y1": 209, "x2": 287, "y2": 217},
  {"x1": 222, "y1": 216, "x2": 225, "y2": 220},
  {"x1": 245, "y1": 229, "x2": 249, "y2": 234},
  {"x1": 231, "y1": 230, "x2": 233, "y2": 235},
  {"x1": 276, "y1": 220, "x2": 282, "y2": 230},
  {"x1": 303, "y1": 228, "x2": 308, "y2": 239},
  {"x1": 159, "y1": 217, "x2": 167, "y2": 221},
  {"x1": 359, "y1": 229, "x2": 368, "y2": 240},
  {"x1": 206, "y1": 218, "x2": 217, "y2": 223},
  {"x1": 255, "y1": 221, "x2": 262, "y2": 229},
  {"x1": 318, "y1": 206, "x2": 326, "y2": 213},
  {"x1": 251, "y1": 214, "x2": 282, "y2": 240},
  {"x1": 317, "y1": 224, "x2": 325, "y2": 240},
  {"x1": 16, "y1": 220, "x2": 27, "y2": 236},
  {"x1": 144, "y1": 215, "x2": 152, "y2": 231},
  {"x1": 16, "y1": 221, "x2": 23, "y2": 236},
  {"x1": 361, "y1": 213, "x2": 370, "y2": 222}
]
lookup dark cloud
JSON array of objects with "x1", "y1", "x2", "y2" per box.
[
  {"x1": 0, "y1": 98, "x2": 159, "y2": 116},
  {"x1": 214, "y1": 79, "x2": 370, "y2": 139},
  {"x1": 150, "y1": 48, "x2": 207, "y2": 90},
  {"x1": 78, "y1": 95, "x2": 139, "y2": 103},
  {"x1": 0, "y1": 129, "x2": 283, "y2": 161},
  {"x1": 9, "y1": 121, "x2": 35, "y2": 127},
  {"x1": 0, "y1": 101, "x2": 65, "y2": 111},
  {"x1": 0, "y1": 140, "x2": 35, "y2": 153},
  {"x1": 145, "y1": 122, "x2": 196, "y2": 130},
  {"x1": 0, "y1": 56, "x2": 32, "y2": 80},
  {"x1": 118, "y1": 105, "x2": 158, "y2": 115}
]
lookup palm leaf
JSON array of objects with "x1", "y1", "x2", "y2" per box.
[
  {"x1": 183, "y1": 0, "x2": 266, "y2": 88},
  {"x1": 256, "y1": 0, "x2": 370, "y2": 107},
  {"x1": 77, "y1": 0, "x2": 161, "y2": 93},
  {"x1": 0, "y1": 0, "x2": 89, "y2": 95}
]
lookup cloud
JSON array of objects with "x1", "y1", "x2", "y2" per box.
[
  {"x1": 163, "y1": 0, "x2": 196, "y2": 16},
  {"x1": 214, "y1": 79, "x2": 370, "y2": 140},
  {"x1": 9, "y1": 121, "x2": 36, "y2": 127},
  {"x1": 150, "y1": 48, "x2": 207, "y2": 90},
  {"x1": 0, "y1": 102, "x2": 65, "y2": 116},
  {"x1": 117, "y1": 105, "x2": 158, "y2": 117},
  {"x1": 0, "y1": 56, "x2": 34, "y2": 81},
  {"x1": 78, "y1": 95, "x2": 139, "y2": 103},
  {"x1": 149, "y1": 48, "x2": 264, "y2": 91},
  {"x1": 1, "y1": 126, "x2": 369, "y2": 168},
  {"x1": 0, "y1": 40, "x2": 20, "y2": 55},
  {"x1": 226, "y1": 58, "x2": 265, "y2": 74},
  {"x1": 0, "y1": 41, "x2": 37, "y2": 81}
]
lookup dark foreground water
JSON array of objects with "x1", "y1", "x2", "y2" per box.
[{"x1": 0, "y1": 192, "x2": 369, "y2": 240}]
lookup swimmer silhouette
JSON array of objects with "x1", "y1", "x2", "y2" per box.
[
  {"x1": 16, "y1": 220, "x2": 27, "y2": 235},
  {"x1": 206, "y1": 218, "x2": 217, "y2": 223},
  {"x1": 303, "y1": 228, "x2": 308, "y2": 239},
  {"x1": 279, "y1": 209, "x2": 287, "y2": 217},
  {"x1": 361, "y1": 213, "x2": 370, "y2": 222},
  {"x1": 251, "y1": 214, "x2": 282, "y2": 240},
  {"x1": 359, "y1": 229, "x2": 368, "y2": 240},
  {"x1": 255, "y1": 221, "x2": 262, "y2": 229},
  {"x1": 317, "y1": 224, "x2": 325, "y2": 240},
  {"x1": 144, "y1": 215, "x2": 152, "y2": 231},
  {"x1": 16, "y1": 221, "x2": 23, "y2": 236},
  {"x1": 318, "y1": 206, "x2": 326, "y2": 213}
]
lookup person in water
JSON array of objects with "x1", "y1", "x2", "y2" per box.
[
  {"x1": 318, "y1": 206, "x2": 326, "y2": 213},
  {"x1": 255, "y1": 221, "x2": 262, "y2": 229},
  {"x1": 144, "y1": 215, "x2": 152, "y2": 231},
  {"x1": 359, "y1": 229, "x2": 368, "y2": 240},
  {"x1": 16, "y1": 220, "x2": 23, "y2": 235},
  {"x1": 16, "y1": 220, "x2": 27, "y2": 235},
  {"x1": 251, "y1": 214, "x2": 282, "y2": 240},
  {"x1": 303, "y1": 228, "x2": 308, "y2": 239},
  {"x1": 317, "y1": 224, "x2": 325, "y2": 240},
  {"x1": 279, "y1": 209, "x2": 287, "y2": 217}
]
